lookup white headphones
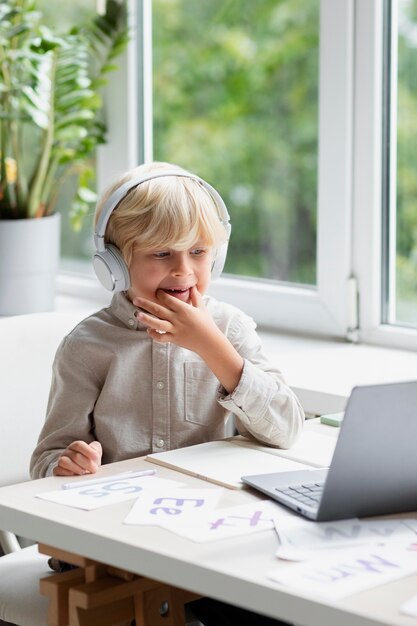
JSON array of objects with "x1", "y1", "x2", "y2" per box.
[{"x1": 93, "y1": 170, "x2": 231, "y2": 292}]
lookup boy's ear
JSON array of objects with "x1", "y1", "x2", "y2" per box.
[{"x1": 92, "y1": 244, "x2": 131, "y2": 292}]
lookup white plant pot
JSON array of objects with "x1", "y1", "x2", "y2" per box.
[{"x1": 0, "y1": 213, "x2": 60, "y2": 316}]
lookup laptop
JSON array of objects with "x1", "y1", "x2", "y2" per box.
[{"x1": 242, "y1": 381, "x2": 417, "y2": 521}]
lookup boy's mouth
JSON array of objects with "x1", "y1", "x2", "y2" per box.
[{"x1": 161, "y1": 287, "x2": 191, "y2": 301}]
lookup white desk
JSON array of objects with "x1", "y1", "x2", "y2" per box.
[{"x1": 0, "y1": 443, "x2": 417, "y2": 626}]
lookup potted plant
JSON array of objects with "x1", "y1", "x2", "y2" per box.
[{"x1": 0, "y1": 0, "x2": 128, "y2": 315}]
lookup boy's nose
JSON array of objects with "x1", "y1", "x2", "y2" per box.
[{"x1": 171, "y1": 253, "x2": 192, "y2": 276}]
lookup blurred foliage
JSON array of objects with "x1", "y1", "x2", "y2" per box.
[
  {"x1": 152, "y1": 0, "x2": 319, "y2": 284},
  {"x1": 395, "y1": 0, "x2": 417, "y2": 323},
  {"x1": 0, "y1": 0, "x2": 127, "y2": 222},
  {"x1": 46, "y1": 0, "x2": 417, "y2": 325},
  {"x1": 0, "y1": 0, "x2": 127, "y2": 264}
]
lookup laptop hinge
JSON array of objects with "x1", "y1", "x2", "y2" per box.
[{"x1": 346, "y1": 275, "x2": 360, "y2": 343}]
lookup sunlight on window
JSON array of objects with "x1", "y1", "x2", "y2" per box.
[
  {"x1": 391, "y1": 0, "x2": 417, "y2": 326},
  {"x1": 152, "y1": 0, "x2": 319, "y2": 285},
  {"x1": 382, "y1": 0, "x2": 417, "y2": 326}
]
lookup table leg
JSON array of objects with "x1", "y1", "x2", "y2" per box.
[
  {"x1": 40, "y1": 569, "x2": 86, "y2": 626},
  {"x1": 38, "y1": 544, "x2": 201, "y2": 626},
  {"x1": 142, "y1": 586, "x2": 202, "y2": 626}
]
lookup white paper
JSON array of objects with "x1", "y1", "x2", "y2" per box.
[
  {"x1": 124, "y1": 487, "x2": 223, "y2": 530},
  {"x1": 36, "y1": 476, "x2": 182, "y2": 510},
  {"x1": 275, "y1": 517, "x2": 417, "y2": 561},
  {"x1": 268, "y1": 543, "x2": 417, "y2": 599},
  {"x1": 400, "y1": 592, "x2": 417, "y2": 617},
  {"x1": 168, "y1": 500, "x2": 294, "y2": 542}
]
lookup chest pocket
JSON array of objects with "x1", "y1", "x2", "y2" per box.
[{"x1": 184, "y1": 361, "x2": 223, "y2": 426}]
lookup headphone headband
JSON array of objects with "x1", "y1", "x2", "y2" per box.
[
  {"x1": 93, "y1": 170, "x2": 231, "y2": 292},
  {"x1": 94, "y1": 170, "x2": 231, "y2": 252}
]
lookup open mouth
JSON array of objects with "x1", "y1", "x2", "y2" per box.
[{"x1": 161, "y1": 287, "x2": 192, "y2": 301}]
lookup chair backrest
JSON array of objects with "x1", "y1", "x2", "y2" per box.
[{"x1": 0, "y1": 311, "x2": 89, "y2": 486}]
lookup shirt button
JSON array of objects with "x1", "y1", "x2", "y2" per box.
[
  {"x1": 156, "y1": 381, "x2": 165, "y2": 390},
  {"x1": 128, "y1": 318, "x2": 135, "y2": 327},
  {"x1": 156, "y1": 438, "x2": 165, "y2": 448}
]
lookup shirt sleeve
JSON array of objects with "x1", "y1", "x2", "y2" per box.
[
  {"x1": 216, "y1": 313, "x2": 304, "y2": 448},
  {"x1": 30, "y1": 335, "x2": 101, "y2": 479}
]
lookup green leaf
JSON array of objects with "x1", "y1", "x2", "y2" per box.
[
  {"x1": 55, "y1": 110, "x2": 96, "y2": 129},
  {"x1": 56, "y1": 89, "x2": 95, "y2": 108},
  {"x1": 100, "y1": 63, "x2": 119, "y2": 74},
  {"x1": 21, "y1": 104, "x2": 48, "y2": 129},
  {"x1": 69, "y1": 198, "x2": 90, "y2": 231},
  {"x1": 54, "y1": 125, "x2": 89, "y2": 141},
  {"x1": 21, "y1": 86, "x2": 49, "y2": 115},
  {"x1": 77, "y1": 186, "x2": 97, "y2": 203},
  {"x1": 0, "y1": 0, "x2": 128, "y2": 225}
]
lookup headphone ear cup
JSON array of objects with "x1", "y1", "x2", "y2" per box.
[
  {"x1": 211, "y1": 241, "x2": 228, "y2": 280},
  {"x1": 211, "y1": 220, "x2": 231, "y2": 280},
  {"x1": 92, "y1": 244, "x2": 130, "y2": 292}
]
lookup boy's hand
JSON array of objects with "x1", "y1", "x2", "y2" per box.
[
  {"x1": 134, "y1": 287, "x2": 244, "y2": 394},
  {"x1": 53, "y1": 441, "x2": 102, "y2": 476},
  {"x1": 133, "y1": 287, "x2": 221, "y2": 354}
]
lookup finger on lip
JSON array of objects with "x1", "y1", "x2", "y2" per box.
[
  {"x1": 157, "y1": 288, "x2": 175, "y2": 299},
  {"x1": 132, "y1": 296, "x2": 147, "y2": 307},
  {"x1": 133, "y1": 296, "x2": 167, "y2": 312},
  {"x1": 132, "y1": 298, "x2": 159, "y2": 316}
]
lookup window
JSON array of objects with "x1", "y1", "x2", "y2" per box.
[
  {"x1": 148, "y1": 0, "x2": 354, "y2": 337},
  {"x1": 354, "y1": 0, "x2": 417, "y2": 349},
  {"x1": 58, "y1": 0, "x2": 417, "y2": 350},
  {"x1": 382, "y1": 0, "x2": 417, "y2": 329},
  {"x1": 152, "y1": 0, "x2": 319, "y2": 286}
]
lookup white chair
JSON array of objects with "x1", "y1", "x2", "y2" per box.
[
  {"x1": 0, "y1": 311, "x2": 88, "y2": 626},
  {"x1": 0, "y1": 311, "x2": 202, "y2": 626}
]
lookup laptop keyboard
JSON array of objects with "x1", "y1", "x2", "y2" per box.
[{"x1": 275, "y1": 481, "x2": 324, "y2": 509}]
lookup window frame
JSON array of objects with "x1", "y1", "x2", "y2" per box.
[
  {"x1": 147, "y1": 0, "x2": 356, "y2": 338},
  {"x1": 353, "y1": 0, "x2": 417, "y2": 350},
  {"x1": 59, "y1": 0, "x2": 417, "y2": 351}
]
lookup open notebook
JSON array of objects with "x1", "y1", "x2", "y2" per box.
[{"x1": 145, "y1": 420, "x2": 338, "y2": 489}]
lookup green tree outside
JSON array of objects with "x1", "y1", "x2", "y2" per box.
[
  {"x1": 152, "y1": 0, "x2": 319, "y2": 285},
  {"x1": 396, "y1": 0, "x2": 417, "y2": 324}
]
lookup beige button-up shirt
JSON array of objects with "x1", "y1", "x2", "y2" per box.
[{"x1": 30, "y1": 293, "x2": 304, "y2": 478}]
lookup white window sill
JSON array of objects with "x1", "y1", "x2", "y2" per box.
[
  {"x1": 259, "y1": 329, "x2": 417, "y2": 415},
  {"x1": 53, "y1": 282, "x2": 417, "y2": 417}
]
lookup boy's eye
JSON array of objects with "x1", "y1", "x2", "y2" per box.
[
  {"x1": 153, "y1": 251, "x2": 170, "y2": 258},
  {"x1": 190, "y1": 248, "x2": 207, "y2": 256}
]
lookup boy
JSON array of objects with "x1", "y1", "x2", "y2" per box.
[{"x1": 31, "y1": 161, "x2": 304, "y2": 625}]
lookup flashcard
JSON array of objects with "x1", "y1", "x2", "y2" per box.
[
  {"x1": 170, "y1": 499, "x2": 294, "y2": 542},
  {"x1": 124, "y1": 487, "x2": 223, "y2": 529},
  {"x1": 36, "y1": 476, "x2": 182, "y2": 510},
  {"x1": 274, "y1": 517, "x2": 417, "y2": 561},
  {"x1": 268, "y1": 543, "x2": 417, "y2": 599}
]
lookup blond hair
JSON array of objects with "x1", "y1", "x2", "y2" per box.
[{"x1": 94, "y1": 162, "x2": 228, "y2": 267}]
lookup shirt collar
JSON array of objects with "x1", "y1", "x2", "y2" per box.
[{"x1": 110, "y1": 292, "x2": 145, "y2": 331}]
